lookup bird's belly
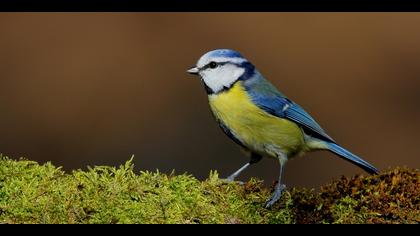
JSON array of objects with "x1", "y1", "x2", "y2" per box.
[{"x1": 208, "y1": 83, "x2": 305, "y2": 158}]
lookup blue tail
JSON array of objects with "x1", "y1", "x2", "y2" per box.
[{"x1": 326, "y1": 142, "x2": 379, "y2": 175}]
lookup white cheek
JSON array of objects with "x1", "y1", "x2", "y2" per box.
[{"x1": 202, "y1": 65, "x2": 245, "y2": 93}]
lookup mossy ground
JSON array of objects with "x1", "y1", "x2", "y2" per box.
[{"x1": 0, "y1": 154, "x2": 418, "y2": 224}]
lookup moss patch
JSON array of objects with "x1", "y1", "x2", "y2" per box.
[{"x1": 0, "y1": 155, "x2": 418, "y2": 224}]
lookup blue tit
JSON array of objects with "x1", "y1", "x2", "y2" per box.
[{"x1": 187, "y1": 49, "x2": 379, "y2": 208}]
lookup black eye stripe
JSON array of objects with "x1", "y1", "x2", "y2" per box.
[{"x1": 202, "y1": 61, "x2": 229, "y2": 70}]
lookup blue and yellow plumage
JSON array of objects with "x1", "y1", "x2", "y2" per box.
[{"x1": 188, "y1": 49, "x2": 379, "y2": 208}]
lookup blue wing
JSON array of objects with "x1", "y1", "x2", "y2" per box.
[{"x1": 242, "y1": 73, "x2": 335, "y2": 143}]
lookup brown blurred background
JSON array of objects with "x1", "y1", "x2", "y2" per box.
[{"x1": 0, "y1": 13, "x2": 419, "y2": 188}]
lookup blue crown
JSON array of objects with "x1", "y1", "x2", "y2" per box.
[{"x1": 207, "y1": 49, "x2": 244, "y2": 59}]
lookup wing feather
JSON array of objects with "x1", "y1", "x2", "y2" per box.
[{"x1": 242, "y1": 74, "x2": 335, "y2": 143}]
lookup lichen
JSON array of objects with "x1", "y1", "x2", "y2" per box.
[{"x1": 0, "y1": 154, "x2": 418, "y2": 224}]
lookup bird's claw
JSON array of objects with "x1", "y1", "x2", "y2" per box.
[
  {"x1": 221, "y1": 177, "x2": 245, "y2": 185},
  {"x1": 264, "y1": 184, "x2": 286, "y2": 208}
]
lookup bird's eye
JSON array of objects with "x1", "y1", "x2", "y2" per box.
[{"x1": 208, "y1": 61, "x2": 218, "y2": 69}]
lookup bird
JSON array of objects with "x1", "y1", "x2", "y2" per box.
[{"x1": 187, "y1": 49, "x2": 379, "y2": 208}]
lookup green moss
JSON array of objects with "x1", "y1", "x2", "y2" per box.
[
  {"x1": 0, "y1": 154, "x2": 418, "y2": 224},
  {"x1": 330, "y1": 196, "x2": 366, "y2": 224}
]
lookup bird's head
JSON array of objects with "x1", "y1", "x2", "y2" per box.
[{"x1": 187, "y1": 49, "x2": 255, "y2": 94}]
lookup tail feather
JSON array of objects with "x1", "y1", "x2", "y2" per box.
[{"x1": 326, "y1": 142, "x2": 379, "y2": 175}]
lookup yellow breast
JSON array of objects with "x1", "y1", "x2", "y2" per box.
[{"x1": 208, "y1": 82, "x2": 305, "y2": 158}]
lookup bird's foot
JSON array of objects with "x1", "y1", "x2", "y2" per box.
[
  {"x1": 225, "y1": 176, "x2": 235, "y2": 182},
  {"x1": 221, "y1": 175, "x2": 244, "y2": 185},
  {"x1": 264, "y1": 184, "x2": 286, "y2": 208}
]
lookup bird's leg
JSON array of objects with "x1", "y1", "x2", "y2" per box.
[
  {"x1": 226, "y1": 153, "x2": 262, "y2": 182},
  {"x1": 265, "y1": 156, "x2": 287, "y2": 208},
  {"x1": 226, "y1": 163, "x2": 250, "y2": 182}
]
